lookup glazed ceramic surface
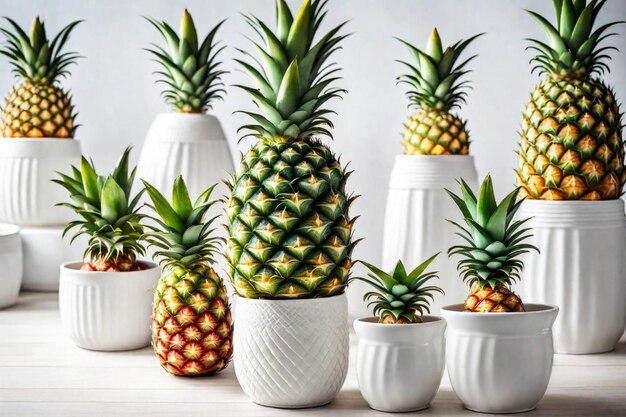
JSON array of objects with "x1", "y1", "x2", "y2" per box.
[
  {"x1": 517, "y1": 200, "x2": 626, "y2": 354},
  {"x1": 0, "y1": 224, "x2": 22, "y2": 308},
  {"x1": 59, "y1": 261, "x2": 160, "y2": 351},
  {"x1": 0, "y1": 138, "x2": 81, "y2": 226},
  {"x1": 441, "y1": 304, "x2": 558, "y2": 414},
  {"x1": 353, "y1": 316, "x2": 446, "y2": 412},
  {"x1": 233, "y1": 294, "x2": 349, "y2": 408}
]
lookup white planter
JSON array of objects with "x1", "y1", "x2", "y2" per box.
[
  {"x1": 20, "y1": 226, "x2": 86, "y2": 291},
  {"x1": 0, "y1": 138, "x2": 81, "y2": 226},
  {"x1": 379, "y1": 155, "x2": 478, "y2": 314},
  {"x1": 353, "y1": 316, "x2": 446, "y2": 412},
  {"x1": 234, "y1": 294, "x2": 349, "y2": 408},
  {"x1": 59, "y1": 261, "x2": 160, "y2": 351},
  {"x1": 137, "y1": 113, "x2": 234, "y2": 199},
  {"x1": 0, "y1": 224, "x2": 22, "y2": 308},
  {"x1": 517, "y1": 200, "x2": 626, "y2": 354},
  {"x1": 441, "y1": 304, "x2": 558, "y2": 414}
]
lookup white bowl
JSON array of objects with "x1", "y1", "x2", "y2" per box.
[
  {"x1": 354, "y1": 316, "x2": 446, "y2": 412},
  {"x1": 0, "y1": 223, "x2": 22, "y2": 308}
]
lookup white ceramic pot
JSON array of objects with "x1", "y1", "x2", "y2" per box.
[
  {"x1": 0, "y1": 138, "x2": 81, "y2": 226},
  {"x1": 517, "y1": 200, "x2": 626, "y2": 354},
  {"x1": 20, "y1": 226, "x2": 86, "y2": 291},
  {"x1": 353, "y1": 316, "x2": 446, "y2": 412},
  {"x1": 234, "y1": 294, "x2": 349, "y2": 408},
  {"x1": 441, "y1": 304, "x2": 558, "y2": 414},
  {"x1": 0, "y1": 224, "x2": 22, "y2": 308},
  {"x1": 378, "y1": 155, "x2": 478, "y2": 314},
  {"x1": 59, "y1": 261, "x2": 160, "y2": 351}
]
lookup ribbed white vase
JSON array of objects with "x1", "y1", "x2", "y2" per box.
[
  {"x1": 516, "y1": 200, "x2": 626, "y2": 354},
  {"x1": 233, "y1": 294, "x2": 349, "y2": 408},
  {"x1": 0, "y1": 224, "x2": 22, "y2": 309},
  {"x1": 0, "y1": 138, "x2": 81, "y2": 225},
  {"x1": 380, "y1": 155, "x2": 478, "y2": 314}
]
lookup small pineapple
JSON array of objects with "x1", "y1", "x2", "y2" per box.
[
  {"x1": 517, "y1": 0, "x2": 625, "y2": 200},
  {"x1": 143, "y1": 177, "x2": 232, "y2": 376},
  {"x1": 145, "y1": 10, "x2": 226, "y2": 113},
  {"x1": 355, "y1": 255, "x2": 443, "y2": 324},
  {"x1": 54, "y1": 148, "x2": 146, "y2": 271},
  {"x1": 0, "y1": 17, "x2": 81, "y2": 138},
  {"x1": 446, "y1": 175, "x2": 538, "y2": 312},
  {"x1": 398, "y1": 29, "x2": 482, "y2": 155}
]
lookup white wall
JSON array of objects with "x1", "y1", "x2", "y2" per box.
[{"x1": 2, "y1": 0, "x2": 625, "y2": 316}]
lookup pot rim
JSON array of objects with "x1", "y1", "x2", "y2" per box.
[
  {"x1": 355, "y1": 315, "x2": 443, "y2": 328},
  {"x1": 441, "y1": 303, "x2": 558, "y2": 316},
  {"x1": 61, "y1": 260, "x2": 158, "y2": 275},
  {"x1": 234, "y1": 292, "x2": 346, "y2": 305},
  {"x1": 395, "y1": 154, "x2": 474, "y2": 160},
  {"x1": 521, "y1": 199, "x2": 623, "y2": 207},
  {"x1": 0, "y1": 137, "x2": 79, "y2": 143},
  {"x1": 155, "y1": 112, "x2": 217, "y2": 119},
  {"x1": 0, "y1": 223, "x2": 19, "y2": 237}
]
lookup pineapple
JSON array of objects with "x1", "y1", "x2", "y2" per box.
[
  {"x1": 0, "y1": 17, "x2": 81, "y2": 138},
  {"x1": 446, "y1": 175, "x2": 538, "y2": 312},
  {"x1": 145, "y1": 10, "x2": 226, "y2": 113},
  {"x1": 517, "y1": 0, "x2": 625, "y2": 200},
  {"x1": 143, "y1": 177, "x2": 233, "y2": 376},
  {"x1": 355, "y1": 255, "x2": 443, "y2": 324},
  {"x1": 398, "y1": 29, "x2": 482, "y2": 155},
  {"x1": 225, "y1": 0, "x2": 357, "y2": 299},
  {"x1": 54, "y1": 148, "x2": 146, "y2": 271}
]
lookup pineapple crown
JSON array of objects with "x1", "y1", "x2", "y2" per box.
[
  {"x1": 146, "y1": 10, "x2": 227, "y2": 113},
  {"x1": 397, "y1": 28, "x2": 482, "y2": 112},
  {"x1": 526, "y1": 0, "x2": 624, "y2": 78},
  {"x1": 446, "y1": 175, "x2": 539, "y2": 290},
  {"x1": 355, "y1": 255, "x2": 443, "y2": 324},
  {"x1": 0, "y1": 17, "x2": 81, "y2": 85},
  {"x1": 54, "y1": 147, "x2": 145, "y2": 266},
  {"x1": 142, "y1": 177, "x2": 221, "y2": 270},
  {"x1": 236, "y1": 0, "x2": 348, "y2": 141}
]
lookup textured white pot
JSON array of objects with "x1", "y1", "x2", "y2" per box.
[
  {"x1": 378, "y1": 155, "x2": 478, "y2": 314},
  {"x1": 234, "y1": 294, "x2": 349, "y2": 408},
  {"x1": 0, "y1": 224, "x2": 22, "y2": 308},
  {"x1": 517, "y1": 200, "x2": 626, "y2": 354},
  {"x1": 59, "y1": 261, "x2": 160, "y2": 351},
  {"x1": 20, "y1": 226, "x2": 86, "y2": 291},
  {"x1": 0, "y1": 138, "x2": 81, "y2": 225},
  {"x1": 353, "y1": 316, "x2": 446, "y2": 412},
  {"x1": 442, "y1": 304, "x2": 558, "y2": 414},
  {"x1": 137, "y1": 113, "x2": 234, "y2": 199}
]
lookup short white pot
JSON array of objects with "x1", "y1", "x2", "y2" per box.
[
  {"x1": 234, "y1": 294, "x2": 349, "y2": 408},
  {"x1": 353, "y1": 316, "x2": 446, "y2": 412},
  {"x1": 517, "y1": 200, "x2": 626, "y2": 354},
  {"x1": 59, "y1": 261, "x2": 160, "y2": 351},
  {"x1": 20, "y1": 226, "x2": 86, "y2": 291},
  {"x1": 0, "y1": 138, "x2": 81, "y2": 225},
  {"x1": 441, "y1": 304, "x2": 558, "y2": 414},
  {"x1": 0, "y1": 224, "x2": 22, "y2": 308}
]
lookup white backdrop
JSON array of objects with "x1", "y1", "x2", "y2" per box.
[{"x1": 1, "y1": 0, "x2": 625, "y2": 317}]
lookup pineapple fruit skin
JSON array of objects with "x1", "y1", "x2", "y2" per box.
[
  {"x1": 402, "y1": 109, "x2": 469, "y2": 155},
  {"x1": 1, "y1": 82, "x2": 75, "y2": 138},
  {"x1": 517, "y1": 77, "x2": 625, "y2": 200},
  {"x1": 464, "y1": 284, "x2": 525, "y2": 313},
  {"x1": 152, "y1": 265, "x2": 233, "y2": 376}
]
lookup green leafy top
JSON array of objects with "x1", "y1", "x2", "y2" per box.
[
  {"x1": 354, "y1": 255, "x2": 443, "y2": 324},
  {"x1": 526, "y1": 0, "x2": 624, "y2": 78},
  {"x1": 143, "y1": 176, "x2": 221, "y2": 270},
  {"x1": 146, "y1": 10, "x2": 227, "y2": 113},
  {"x1": 236, "y1": 0, "x2": 348, "y2": 141},
  {"x1": 54, "y1": 147, "x2": 145, "y2": 265},
  {"x1": 0, "y1": 16, "x2": 82, "y2": 85},
  {"x1": 446, "y1": 175, "x2": 539, "y2": 290},
  {"x1": 397, "y1": 28, "x2": 482, "y2": 112}
]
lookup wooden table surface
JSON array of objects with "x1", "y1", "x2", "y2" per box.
[{"x1": 1, "y1": 292, "x2": 625, "y2": 417}]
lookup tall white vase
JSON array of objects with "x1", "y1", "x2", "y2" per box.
[
  {"x1": 0, "y1": 224, "x2": 22, "y2": 308},
  {"x1": 380, "y1": 155, "x2": 478, "y2": 314},
  {"x1": 517, "y1": 200, "x2": 626, "y2": 354}
]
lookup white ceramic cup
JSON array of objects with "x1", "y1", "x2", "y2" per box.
[{"x1": 0, "y1": 223, "x2": 22, "y2": 308}]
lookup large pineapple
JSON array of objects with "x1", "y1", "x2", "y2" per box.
[
  {"x1": 54, "y1": 148, "x2": 146, "y2": 271},
  {"x1": 0, "y1": 17, "x2": 81, "y2": 138},
  {"x1": 447, "y1": 175, "x2": 538, "y2": 312},
  {"x1": 143, "y1": 177, "x2": 232, "y2": 376},
  {"x1": 517, "y1": 0, "x2": 625, "y2": 200},
  {"x1": 225, "y1": 0, "x2": 356, "y2": 299},
  {"x1": 398, "y1": 29, "x2": 482, "y2": 155},
  {"x1": 145, "y1": 10, "x2": 226, "y2": 113}
]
